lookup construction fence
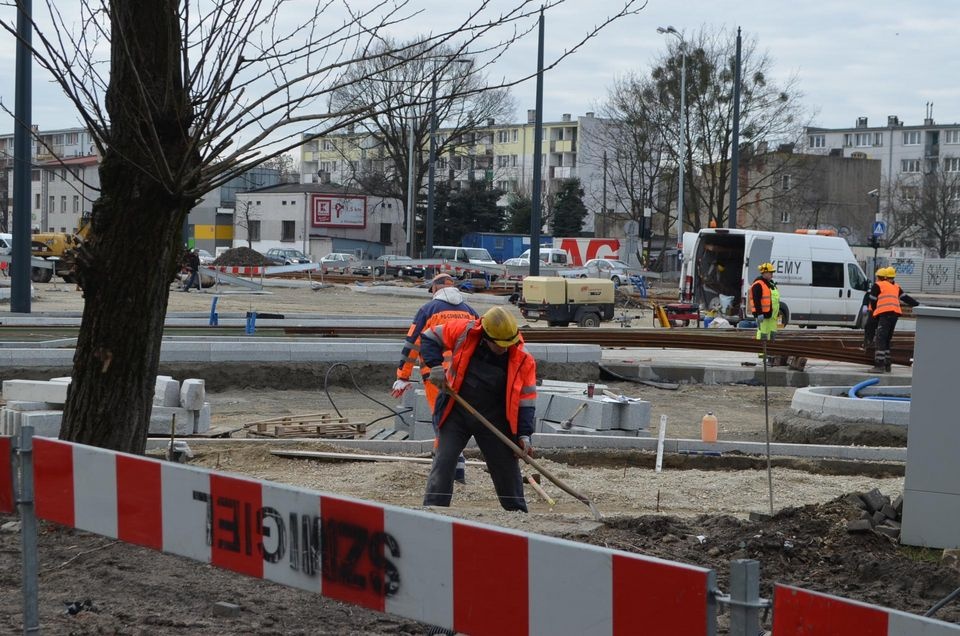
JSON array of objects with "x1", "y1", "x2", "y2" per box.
[
  {"x1": 3, "y1": 430, "x2": 960, "y2": 636},
  {"x1": 883, "y1": 257, "x2": 960, "y2": 294}
]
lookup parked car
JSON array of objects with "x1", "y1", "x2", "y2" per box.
[
  {"x1": 583, "y1": 258, "x2": 639, "y2": 286},
  {"x1": 320, "y1": 252, "x2": 359, "y2": 274},
  {"x1": 373, "y1": 254, "x2": 425, "y2": 277},
  {"x1": 264, "y1": 248, "x2": 313, "y2": 265},
  {"x1": 196, "y1": 249, "x2": 215, "y2": 265}
]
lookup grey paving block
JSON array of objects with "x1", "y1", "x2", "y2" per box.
[
  {"x1": 194, "y1": 403, "x2": 211, "y2": 434},
  {"x1": 567, "y1": 345, "x2": 602, "y2": 363},
  {"x1": 149, "y1": 406, "x2": 195, "y2": 435},
  {"x1": 289, "y1": 344, "x2": 363, "y2": 362},
  {"x1": 847, "y1": 519, "x2": 873, "y2": 533},
  {"x1": 161, "y1": 342, "x2": 212, "y2": 363},
  {"x1": 19, "y1": 410, "x2": 63, "y2": 437},
  {"x1": 365, "y1": 344, "x2": 400, "y2": 363},
  {"x1": 412, "y1": 420, "x2": 435, "y2": 441},
  {"x1": 180, "y1": 379, "x2": 206, "y2": 411},
  {"x1": 6, "y1": 401, "x2": 59, "y2": 412},
  {"x1": 2, "y1": 380, "x2": 69, "y2": 404},
  {"x1": 209, "y1": 342, "x2": 293, "y2": 363},
  {"x1": 881, "y1": 400, "x2": 910, "y2": 426},
  {"x1": 154, "y1": 377, "x2": 181, "y2": 407},
  {"x1": 48, "y1": 377, "x2": 72, "y2": 384}
]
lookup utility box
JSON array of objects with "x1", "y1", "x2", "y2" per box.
[{"x1": 519, "y1": 277, "x2": 615, "y2": 328}]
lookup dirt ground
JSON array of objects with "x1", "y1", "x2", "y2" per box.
[{"x1": 3, "y1": 280, "x2": 954, "y2": 634}]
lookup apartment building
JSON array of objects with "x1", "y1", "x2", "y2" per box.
[
  {"x1": 300, "y1": 111, "x2": 626, "y2": 235},
  {"x1": 1, "y1": 126, "x2": 99, "y2": 231}
]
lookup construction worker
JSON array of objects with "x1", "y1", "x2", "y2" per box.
[
  {"x1": 420, "y1": 306, "x2": 537, "y2": 512},
  {"x1": 860, "y1": 268, "x2": 886, "y2": 352},
  {"x1": 181, "y1": 248, "x2": 201, "y2": 292},
  {"x1": 867, "y1": 266, "x2": 918, "y2": 373},
  {"x1": 750, "y1": 262, "x2": 782, "y2": 364},
  {"x1": 392, "y1": 272, "x2": 478, "y2": 482}
]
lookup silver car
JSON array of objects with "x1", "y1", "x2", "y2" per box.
[{"x1": 583, "y1": 258, "x2": 639, "y2": 286}]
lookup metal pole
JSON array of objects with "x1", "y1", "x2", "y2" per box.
[
  {"x1": 425, "y1": 67, "x2": 439, "y2": 258},
  {"x1": 728, "y1": 559, "x2": 761, "y2": 636},
  {"x1": 761, "y1": 335, "x2": 774, "y2": 515},
  {"x1": 601, "y1": 150, "x2": 607, "y2": 236},
  {"x1": 677, "y1": 42, "x2": 686, "y2": 258},
  {"x1": 529, "y1": 8, "x2": 545, "y2": 277},
  {"x1": 406, "y1": 110, "x2": 416, "y2": 257},
  {"x1": 11, "y1": 0, "x2": 33, "y2": 313},
  {"x1": 16, "y1": 426, "x2": 40, "y2": 634},
  {"x1": 728, "y1": 27, "x2": 742, "y2": 229}
]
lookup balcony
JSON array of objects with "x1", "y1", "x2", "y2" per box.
[
  {"x1": 555, "y1": 139, "x2": 576, "y2": 153},
  {"x1": 552, "y1": 166, "x2": 576, "y2": 179}
]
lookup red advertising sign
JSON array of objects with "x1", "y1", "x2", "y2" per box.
[{"x1": 311, "y1": 194, "x2": 367, "y2": 229}]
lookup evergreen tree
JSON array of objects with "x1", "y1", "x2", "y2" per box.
[
  {"x1": 550, "y1": 178, "x2": 589, "y2": 236},
  {"x1": 434, "y1": 180, "x2": 504, "y2": 244},
  {"x1": 503, "y1": 193, "x2": 532, "y2": 233}
]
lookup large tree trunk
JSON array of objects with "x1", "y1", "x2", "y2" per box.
[{"x1": 60, "y1": 0, "x2": 196, "y2": 454}]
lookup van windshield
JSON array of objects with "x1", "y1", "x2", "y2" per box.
[{"x1": 464, "y1": 248, "x2": 493, "y2": 261}]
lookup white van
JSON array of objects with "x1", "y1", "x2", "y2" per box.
[
  {"x1": 431, "y1": 245, "x2": 497, "y2": 265},
  {"x1": 0, "y1": 233, "x2": 11, "y2": 255},
  {"x1": 681, "y1": 228, "x2": 871, "y2": 328}
]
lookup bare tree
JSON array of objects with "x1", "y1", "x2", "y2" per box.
[
  {"x1": 1, "y1": 0, "x2": 642, "y2": 452},
  {"x1": 326, "y1": 37, "x2": 515, "y2": 246},
  {"x1": 889, "y1": 166, "x2": 960, "y2": 257},
  {"x1": 234, "y1": 199, "x2": 260, "y2": 249},
  {"x1": 649, "y1": 27, "x2": 811, "y2": 231},
  {"x1": 261, "y1": 153, "x2": 299, "y2": 183}
]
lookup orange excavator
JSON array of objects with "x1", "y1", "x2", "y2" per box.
[{"x1": 30, "y1": 214, "x2": 90, "y2": 283}]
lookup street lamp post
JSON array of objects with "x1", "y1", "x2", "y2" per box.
[
  {"x1": 868, "y1": 189, "x2": 881, "y2": 273},
  {"x1": 658, "y1": 26, "x2": 686, "y2": 269},
  {"x1": 425, "y1": 57, "x2": 471, "y2": 258}
]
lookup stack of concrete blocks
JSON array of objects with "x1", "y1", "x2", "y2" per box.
[
  {"x1": 0, "y1": 378, "x2": 71, "y2": 438},
  {"x1": 0, "y1": 376, "x2": 211, "y2": 438},
  {"x1": 150, "y1": 377, "x2": 211, "y2": 435},
  {"x1": 392, "y1": 377, "x2": 650, "y2": 440},
  {"x1": 536, "y1": 389, "x2": 651, "y2": 437}
]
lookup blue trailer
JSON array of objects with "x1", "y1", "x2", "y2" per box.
[{"x1": 461, "y1": 232, "x2": 553, "y2": 263}]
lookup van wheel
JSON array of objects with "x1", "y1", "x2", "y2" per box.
[
  {"x1": 611, "y1": 275, "x2": 622, "y2": 286},
  {"x1": 578, "y1": 312, "x2": 601, "y2": 328},
  {"x1": 374, "y1": 267, "x2": 384, "y2": 276},
  {"x1": 779, "y1": 306, "x2": 790, "y2": 328}
]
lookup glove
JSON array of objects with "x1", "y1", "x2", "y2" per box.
[
  {"x1": 764, "y1": 312, "x2": 773, "y2": 319},
  {"x1": 428, "y1": 366, "x2": 446, "y2": 388},
  {"x1": 518, "y1": 435, "x2": 534, "y2": 458},
  {"x1": 861, "y1": 305, "x2": 871, "y2": 315},
  {"x1": 391, "y1": 379, "x2": 412, "y2": 398}
]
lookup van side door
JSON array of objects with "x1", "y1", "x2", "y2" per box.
[
  {"x1": 846, "y1": 262, "x2": 871, "y2": 325},
  {"x1": 809, "y1": 254, "x2": 846, "y2": 325}
]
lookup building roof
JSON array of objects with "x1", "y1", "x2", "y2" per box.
[
  {"x1": 242, "y1": 182, "x2": 368, "y2": 195},
  {"x1": 39, "y1": 154, "x2": 99, "y2": 167}
]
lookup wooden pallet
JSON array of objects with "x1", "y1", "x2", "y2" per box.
[{"x1": 244, "y1": 412, "x2": 366, "y2": 439}]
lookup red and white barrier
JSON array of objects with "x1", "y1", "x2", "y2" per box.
[
  {"x1": 4, "y1": 437, "x2": 716, "y2": 635},
  {"x1": 212, "y1": 266, "x2": 265, "y2": 276},
  {"x1": 773, "y1": 584, "x2": 960, "y2": 635}
]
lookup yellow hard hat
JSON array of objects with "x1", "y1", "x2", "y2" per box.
[
  {"x1": 758, "y1": 262, "x2": 775, "y2": 273},
  {"x1": 882, "y1": 266, "x2": 897, "y2": 278},
  {"x1": 875, "y1": 267, "x2": 887, "y2": 278},
  {"x1": 481, "y1": 307, "x2": 521, "y2": 347}
]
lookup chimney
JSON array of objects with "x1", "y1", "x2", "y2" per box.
[
  {"x1": 319, "y1": 171, "x2": 331, "y2": 185},
  {"x1": 585, "y1": 112, "x2": 595, "y2": 118},
  {"x1": 561, "y1": 113, "x2": 571, "y2": 122},
  {"x1": 486, "y1": 118, "x2": 495, "y2": 126},
  {"x1": 527, "y1": 109, "x2": 536, "y2": 124},
  {"x1": 856, "y1": 116, "x2": 868, "y2": 128},
  {"x1": 887, "y1": 115, "x2": 900, "y2": 127}
]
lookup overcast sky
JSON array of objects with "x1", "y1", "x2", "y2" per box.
[{"x1": 1, "y1": 0, "x2": 958, "y2": 136}]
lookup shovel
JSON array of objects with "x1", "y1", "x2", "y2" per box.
[{"x1": 444, "y1": 385, "x2": 603, "y2": 521}]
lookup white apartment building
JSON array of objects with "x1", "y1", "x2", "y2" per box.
[{"x1": 301, "y1": 112, "x2": 633, "y2": 235}]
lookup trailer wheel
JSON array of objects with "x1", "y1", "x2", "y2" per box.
[{"x1": 578, "y1": 312, "x2": 601, "y2": 328}]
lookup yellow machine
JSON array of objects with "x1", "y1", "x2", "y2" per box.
[
  {"x1": 518, "y1": 277, "x2": 615, "y2": 327},
  {"x1": 30, "y1": 216, "x2": 90, "y2": 283}
]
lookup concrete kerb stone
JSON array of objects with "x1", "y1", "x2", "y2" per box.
[
  {"x1": 180, "y1": 379, "x2": 206, "y2": 411},
  {"x1": 790, "y1": 386, "x2": 911, "y2": 427},
  {"x1": 0, "y1": 349, "x2": 74, "y2": 367},
  {"x1": 2, "y1": 379, "x2": 69, "y2": 404}
]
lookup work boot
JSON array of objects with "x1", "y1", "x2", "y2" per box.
[
  {"x1": 455, "y1": 457, "x2": 467, "y2": 485},
  {"x1": 868, "y1": 366, "x2": 887, "y2": 374},
  {"x1": 885, "y1": 363, "x2": 892, "y2": 373}
]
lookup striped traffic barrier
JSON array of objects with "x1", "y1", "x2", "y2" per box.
[
  {"x1": 773, "y1": 584, "x2": 960, "y2": 635},
  {"x1": 4, "y1": 436, "x2": 717, "y2": 636}
]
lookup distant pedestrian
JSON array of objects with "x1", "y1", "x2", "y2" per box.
[
  {"x1": 181, "y1": 249, "x2": 201, "y2": 292},
  {"x1": 749, "y1": 262, "x2": 781, "y2": 363},
  {"x1": 867, "y1": 267, "x2": 918, "y2": 373}
]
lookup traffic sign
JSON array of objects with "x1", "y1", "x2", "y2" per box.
[{"x1": 872, "y1": 221, "x2": 887, "y2": 237}]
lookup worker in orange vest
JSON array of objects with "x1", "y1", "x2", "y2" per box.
[
  {"x1": 420, "y1": 307, "x2": 537, "y2": 512},
  {"x1": 867, "y1": 267, "x2": 918, "y2": 373}
]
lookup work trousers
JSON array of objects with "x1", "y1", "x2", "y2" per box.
[
  {"x1": 874, "y1": 313, "x2": 899, "y2": 369},
  {"x1": 863, "y1": 314, "x2": 877, "y2": 349},
  {"x1": 423, "y1": 409, "x2": 527, "y2": 512}
]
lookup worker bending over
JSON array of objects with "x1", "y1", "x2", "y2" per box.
[
  {"x1": 420, "y1": 306, "x2": 537, "y2": 512},
  {"x1": 393, "y1": 273, "x2": 477, "y2": 482},
  {"x1": 867, "y1": 267, "x2": 918, "y2": 373}
]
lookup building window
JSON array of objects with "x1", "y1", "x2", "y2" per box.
[
  {"x1": 248, "y1": 220, "x2": 261, "y2": 241},
  {"x1": 512, "y1": 129, "x2": 519, "y2": 142},
  {"x1": 903, "y1": 131, "x2": 921, "y2": 145},
  {"x1": 873, "y1": 133, "x2": 883, "y2": 146},
  {"x1": 945, "y1": 130, "x2": 960, "y2": 145},
  {"x1": 66, "y1": 132, "x2": 78, "y2": 144},
  {"x1": 780, "y1": 209, "x2": 790, "y2": 223},
  {"x1": 49, "y1": 195, "x2": 55, "y2": 211},
  {"x1": 379, "y1": 223, "x2": 392, "y2": 244},
  {"x1": 781, "y1": 174, "x2": 792, "y2": 191},
  {"x1": 31, "y1": 170, "x2": 39, "y2": 182},
  {"x1": 945, "y1": 157, "x2": 960, "y2": 172},
  {"x1": 902, "y1": 186, "x2": 919, "y2": 201},
  {"x1": 497, "y1": 130, "x2": 509, "y2": 143},
  {"x1": 61, "y1": 196, "x2": 67, "y2": 212},
  {"x1": 901, "y1": 159, "x2": 921, "y2": 173},
  {"x1": 35, "y1": 193, "x2": 40, "y2": 209},
  {"x1": 436, "y1": 157, "x2": 448, "y2": 170},
  {"x1": 48, "y1": 170, "x2": 55, "y2": 181},
  {"x1": 843, "y1": 133, "x2": 853, "y2": 147},
  {"x1": 855, "y1": 133, "x2": 873, "y2": 147},
  {"x1": 322, "y1": 140, "x2": 334, "y2": 151},
  {"x1": 808, "y1": 134, "x2": 825, "y2": 148},
  {"x1": 281, "y1": 220, "x2": 295, "y2": 241},
  {"x1": 73, "y1": 196, "x2": 79, "y2": 213},
  {"x1": 282, "y1": 200, "x2": 287, "y2": 205}
]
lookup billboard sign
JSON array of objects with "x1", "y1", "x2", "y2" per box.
[{"x1": 311, "y1": 194, "x2": 367, "y2": 229}]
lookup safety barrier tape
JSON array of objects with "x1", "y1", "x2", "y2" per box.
[
  {"x1": 773, "y1": 584, "x2": 960, "y2": 635},
  {"x1": 0, "y1": 436, "x2": 12, "y2": 514},
  {"x1": 13, "y1": 437, "x2": 715, "y2": 636},
  {"x1": 212, "y1": 266, "x2": 265, "y2": 276}
]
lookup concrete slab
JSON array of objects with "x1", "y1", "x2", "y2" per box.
[
  {"x1": 180, "y1": 379, "x2": 205, "y2": 411},
  {"x1": 5, "y1": 400, "x2": 59, "y2": 411},
  {"x1": 149, "y1": 406, "x2": 195, "y2": 435},
  {"x1": 2, "y1": 380, "x2": 69, "y2": 404},
  {"x1": 18, "y1": 410, "x2": 63, "y2": 437},
  {"x1": 194, "y1": 403, "x2": 211, "y2": 434},
  {"x1": 154, "y1": 376, "x2": 180, "y2": 407}
]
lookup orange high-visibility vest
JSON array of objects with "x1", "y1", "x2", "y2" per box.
[
  {"x1": 873, "y1": 280, "x2": 903, "y2": 317},
  {"x1": 750, "y1": 278, "x2": 772, "y2": 315}
]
